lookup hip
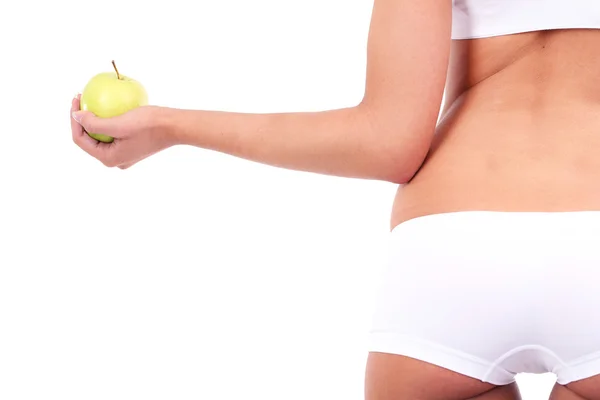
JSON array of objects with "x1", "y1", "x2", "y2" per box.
[{"x1": 390, "y1": 171, "x2": 600, "y2": 231}]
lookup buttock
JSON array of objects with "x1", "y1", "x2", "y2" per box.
[{"x1": 368, "y1": 210, "x2": 600, "y2": 385}]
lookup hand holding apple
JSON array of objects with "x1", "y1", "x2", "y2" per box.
[
  {"x1": 71, "y1": 97, "x2": 175, "y2": 170},
  {"x1": 72, "y1": 61, "x2": 178, "y2": 168},
  {"x1": 79, "y1": 61, "x2": 148, "y2": 143}
]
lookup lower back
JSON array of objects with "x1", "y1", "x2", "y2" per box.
[{"x1": 390, "y1": 29, "x2": 600, "y2": 228}]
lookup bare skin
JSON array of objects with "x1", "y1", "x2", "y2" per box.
[
  {"x1": 379, "y1": 29, "x2": 600, "y2": 400},
  {"x1": 391, "y1": 29, "x2": 600, "y2": 228}
]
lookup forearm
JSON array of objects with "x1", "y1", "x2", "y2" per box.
[{"x1": 161, "y1": 105, "x2": 408, "y2": 183}]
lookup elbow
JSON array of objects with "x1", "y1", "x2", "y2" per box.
[
  {"x1": 356, "y1": 102, "x2": 434, "y2": 185},
  {"x1": 355, "y1": 101, "x2": 435, "y2": 185},
  {"x1": 385, "y1": 168, "x2": 418, "y2": 185},
  {"x1": 380, "y1": 143, "x2": 429, "y2": 184},
  {"x1": 367, "y1": 124, "x2": 433, "y2": 185}
]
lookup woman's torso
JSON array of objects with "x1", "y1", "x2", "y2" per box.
[{"x1": 390, "y1": 29, "x2": 600, "y2": 230}]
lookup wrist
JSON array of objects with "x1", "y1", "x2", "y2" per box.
[{"x1": 151, "y1": 106, "x2": 185, "y2": 146}]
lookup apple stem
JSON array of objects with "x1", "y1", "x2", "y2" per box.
[{"x1": 112, "y1": 60, "x2": 121, "y2": 80}]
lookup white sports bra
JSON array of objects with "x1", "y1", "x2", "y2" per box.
[{"x1": 452, "y1": 0, "x2": 600, "y2": 39}]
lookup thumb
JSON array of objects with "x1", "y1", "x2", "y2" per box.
[{"x1": 71, "y1": 111, "x2": 122, "y2": 138}]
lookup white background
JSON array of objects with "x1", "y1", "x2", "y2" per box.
[{"x1": 1, "y1": 0, "x2": 556, "y2": 399}]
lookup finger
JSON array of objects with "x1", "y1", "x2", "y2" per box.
[
  {"x1": 71, "y1": 110, "x2": 124, "y2": 139},
  {"x1": 70, "y1": 94, "x2": 82, "y2": 138},
  {"x1": 71, "y1": 95, "x2": 117, "y2": 165},
  {"x1": 71, "y1": 95, "x2": 96, "y2": 149}
]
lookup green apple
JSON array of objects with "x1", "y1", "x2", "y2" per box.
[{"x1": 79, "y1": 61, "x2": 148, "y2": 143}]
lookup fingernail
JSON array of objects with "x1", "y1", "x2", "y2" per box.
[{"x1": 72, "y1": 112, "x2": 82, "y2": 123}]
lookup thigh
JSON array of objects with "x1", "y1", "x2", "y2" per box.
[
  {"x1": 365, "y1": 352, "x2": 522, "y2": 400},
  {"x1": 550, "y1": 376, "x2": 600, "y2": 399}
]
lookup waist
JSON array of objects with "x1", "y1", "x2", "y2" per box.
[{"x1": 389, "y1": 95, "x2": 600, "y2": 229}]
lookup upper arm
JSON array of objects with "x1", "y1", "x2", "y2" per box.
[{"x1": 359, "y1": 0, "x2": 452, "y2": 182}]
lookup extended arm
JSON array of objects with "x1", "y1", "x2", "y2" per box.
[
  {"x1": 163, "y1": 106, "x2": 397, "y2": 181},
  {"x1": 163, "y1": 0, "x2": 451, "y2": 184},
  {"x1": 72, "y1": 0, "x2": 451, "y2": 180}
]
